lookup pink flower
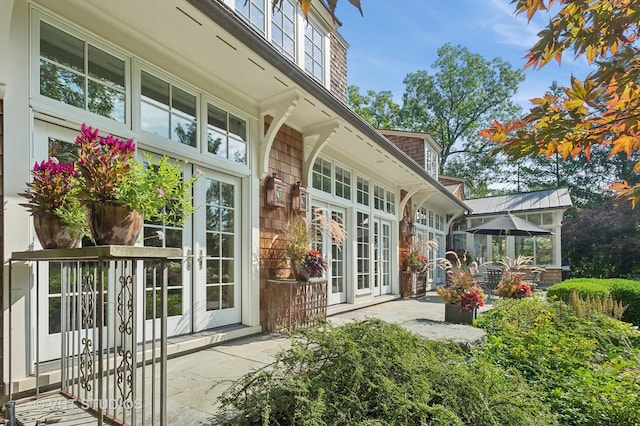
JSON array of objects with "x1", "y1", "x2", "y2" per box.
[
  {"x1": 195, "y1": 168, "x2": 204, "y2": 176},
  {"x1": 156, "y1": 188, "x2": 165, "y2": 196}
]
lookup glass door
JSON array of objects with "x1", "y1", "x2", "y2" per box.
[
  {"x1": 193, "y1": 170, "x2": 242, "y2": 330},
  {"x1": 311, "y1": 204, "x2": 347, "y2": 305},
  {"x1": 328, "y1": 208, "x2": 346, "y2": 305},
  {"x1": 141, "y1": 154, "x2": 194, "y2": 338},
  {"x1": 373, "y1": 218, "x2": 392, "y2": 296}
]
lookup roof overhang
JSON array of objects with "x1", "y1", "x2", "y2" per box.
[{"x1": 35, "y1": 0, "x2": 469, "y2": 215}]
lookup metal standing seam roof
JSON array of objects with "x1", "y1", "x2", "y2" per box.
[{"x1": 462, "y1": 188, "x2": 573, "y2": 216}]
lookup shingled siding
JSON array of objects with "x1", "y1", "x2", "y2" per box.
[
  {"x1": 330, "y1": 33, "x2": 348, "y2": 104},
  {"x1": 384, "y1": 133, "x2": 426, "y2": 168},
  {"x1": 259, "y1": 116, "x2": 305, "y2": 328}
]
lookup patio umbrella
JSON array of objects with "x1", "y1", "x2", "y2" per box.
[{"x1": 465, "y1": 212, "x2": 553, "y2": 236}]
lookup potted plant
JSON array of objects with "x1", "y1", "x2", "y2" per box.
[
  {"x1": 400, "y1": 240, "x2": 436, "y2": 296},
  {"x1": 494, "y1": 255, "x2": 537, "y2": 299},
  {"x1": 281, "y1": 209, "x2": 346, "y2": 281},
  {"x1": 436, "y1": 251, "x2": 487, "y2": 324},
  {"x1": 74, "y1": 124, "x2": 201, "y2": 245},
  {"x1": 20, "y1": 158, "x2": 87, "y2": 249}
]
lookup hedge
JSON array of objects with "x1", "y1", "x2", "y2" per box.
[{"x1": 547, "y1": 278, "x2": 640, "y2": 325}]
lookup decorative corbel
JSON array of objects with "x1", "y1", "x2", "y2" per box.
[
  {"x1": 258, "y1": 90, "x2": 301, "y2": 178},
  {"x1": 301, "y1": 118, "x2": 342, "y2": 186}
]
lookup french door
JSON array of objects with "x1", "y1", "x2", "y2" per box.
[
  {"x1": 34, "y1": 121, "x2": 196, "y2": 360},
  {"x1": 312, "y1": 204, "x2": 347, "y2": 305},
  {"x1": 373, "y1": 218, "x2": 392, "y2": 296},
  {"x1": 193, "y1": 170, "x2": 242, "y2": 330},
  {"x1": 33, "y1": 122, "x2": 244, "y2": 360}
]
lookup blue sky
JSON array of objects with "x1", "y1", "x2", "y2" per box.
[{"x1": 334, "y1": 0, "x2": 594, "y2": 108}]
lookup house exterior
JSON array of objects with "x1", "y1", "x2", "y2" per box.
[
  {"x1": 449, "y1": 188, "x2": 573, "y2": 286},
  {"x1": 0, "y1": 0, "x2": 469, "y2": 395}
]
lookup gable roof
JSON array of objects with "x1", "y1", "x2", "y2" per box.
[{"x1": 463, "y1": 188, "x2": 573, "y2": 216}]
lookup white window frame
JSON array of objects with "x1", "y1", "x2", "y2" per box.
[
  {"x1": 303, "y1": 17, "x2": 326, "y2": 84},
  {"x1": 30, "y1": 9, "x2": 132, "y2": 134},
  {"x1": 234, "y1": 0, "x2": 267, "y2": 35},
  {"x1": 270, "y1": 0, "x2": 297, "y2": 61}
]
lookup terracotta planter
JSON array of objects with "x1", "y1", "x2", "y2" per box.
[
  {"x1": 33, "y1": 211, "x2": 81, "y2": 249},
  {"x1": 87, "y1": 201, "x2": 143, "y2": 246},
  {"x1": 444, "y1": 302, "x2": 477, "y2": 325}
]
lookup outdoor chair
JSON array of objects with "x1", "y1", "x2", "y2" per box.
[{"x1": 485, "y1": 268, "x2": 503, "y2": 293}]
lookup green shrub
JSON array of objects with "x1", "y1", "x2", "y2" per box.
[
  {"x1": 214, "y1": 319, "x2": 556, "y2": 425},
  {"x1": 546, "y1": 278, "x2": 612, "y2": 301},
  {"x1": 548, "y1": 278, "x2": 640, "y2": 325},
  {"x1": 610, "y1": 280, "x2": 640, "y2": 325},
  {"x1": 476, "y1": 298, "x2": 640, "y2": 426}
]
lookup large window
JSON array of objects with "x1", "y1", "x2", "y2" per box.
[
  {"x1": 207, "y1": 103, "x2": 247, "y2": 164},
  {"x1": 271, "y1": 0, "x2": 296, "y2": 61},
  {"x1": 235, "y1": 0, "x2": 266, "y2": 34},
  {"x1": 39, "y1": 21, "x2": 126, "y2": 122},
  {"x1": 304, "y1": 20, "x2": 324, "y2": 82},
  {"x1": 140, "y1": 70, "x2": 197, "y2": 147},
  {"x1": 515, "y1": 235, "x2": 553, "y2": 265}
]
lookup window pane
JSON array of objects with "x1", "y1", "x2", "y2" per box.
[
  {"x1": 88, "y1": 45, "x2": 124, "y2": 89},
  {"x1": 141, "y1": 101, "x2": 169, "y2": 137},
  {"x1": 229, "y1": 114, "x2": 246, "y2": 141},
  {"x1": 141, "y1": 71, "x2": 169, "y2": 105},
  {"x1": 88, "y1": 80, "x2": 125, "y2": 122},
  {"x1": 228, "y1": 136, "x2": 247, "y2": 164},
  {"x1": 172, "y1": 86, "x2": 196, "y2": 117},
  {"x1": 172, "y1": 114, "x2": 197, "y2": 146},
  {"x1": 40, "y1": 22, "x2": 84, "y2": 72},
  {"x1": 40, "y1": 61, "x2": 84, "y2": 109}
]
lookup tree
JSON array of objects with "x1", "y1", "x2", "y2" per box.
[
  {"x1": 482, "y1": 0, "x2": 640, "y2": 206},
  {"x1": 347, "y1": 86, "x2": 400, "y2": 129},
  {"x1": 563, "y1": 198, "x2": 640, "y2": 278},
  {"x1": 398, "y1": 45, "x2": 524, "y2": 179},
  {"x1": 513, "y1": 82, "x2": 640, "y2": 207}
]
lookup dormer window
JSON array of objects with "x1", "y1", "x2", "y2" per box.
[
  {"x1": 304, "y1": 20, "x2": 325, "y2": 83},
  {"x1": 235, "y1": 0, "x2": 266, "y2": 34},
  {"x1": 425, "y1": 145, "x2": 438, "y2": 179},
  {"x1": 271, "y1": 0, "x2": 296, "y2": 61}
]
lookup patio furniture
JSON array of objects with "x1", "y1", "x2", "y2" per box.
[{"x1": 485, "y1": 268, "x2": 503, "y2": 292}]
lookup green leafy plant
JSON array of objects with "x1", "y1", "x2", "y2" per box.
[
  {"x1": 74, "y1": 123, "x2": 201, "y2": 225},
  {"x1": 494, "y1": 256, "x2": 538, "y2": 299},
  {"x1": 281, "y1": 208, "x2": 347, "y2": 265},
  {"x1": 402, "y1": 239, "x2": 436, "y2": 272},
  {"x1": 436, "y1": 251, "x2": 487, "y2": 311},
  {"x1": 214, "y1": 319, "x2": 555, "y2": 425},
  {"x1": 20, "y1": 158, "x2": 87, "y2": 236},
  {"x1": 476, "y1": 298, "x2": 640, "y2": 425}
]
